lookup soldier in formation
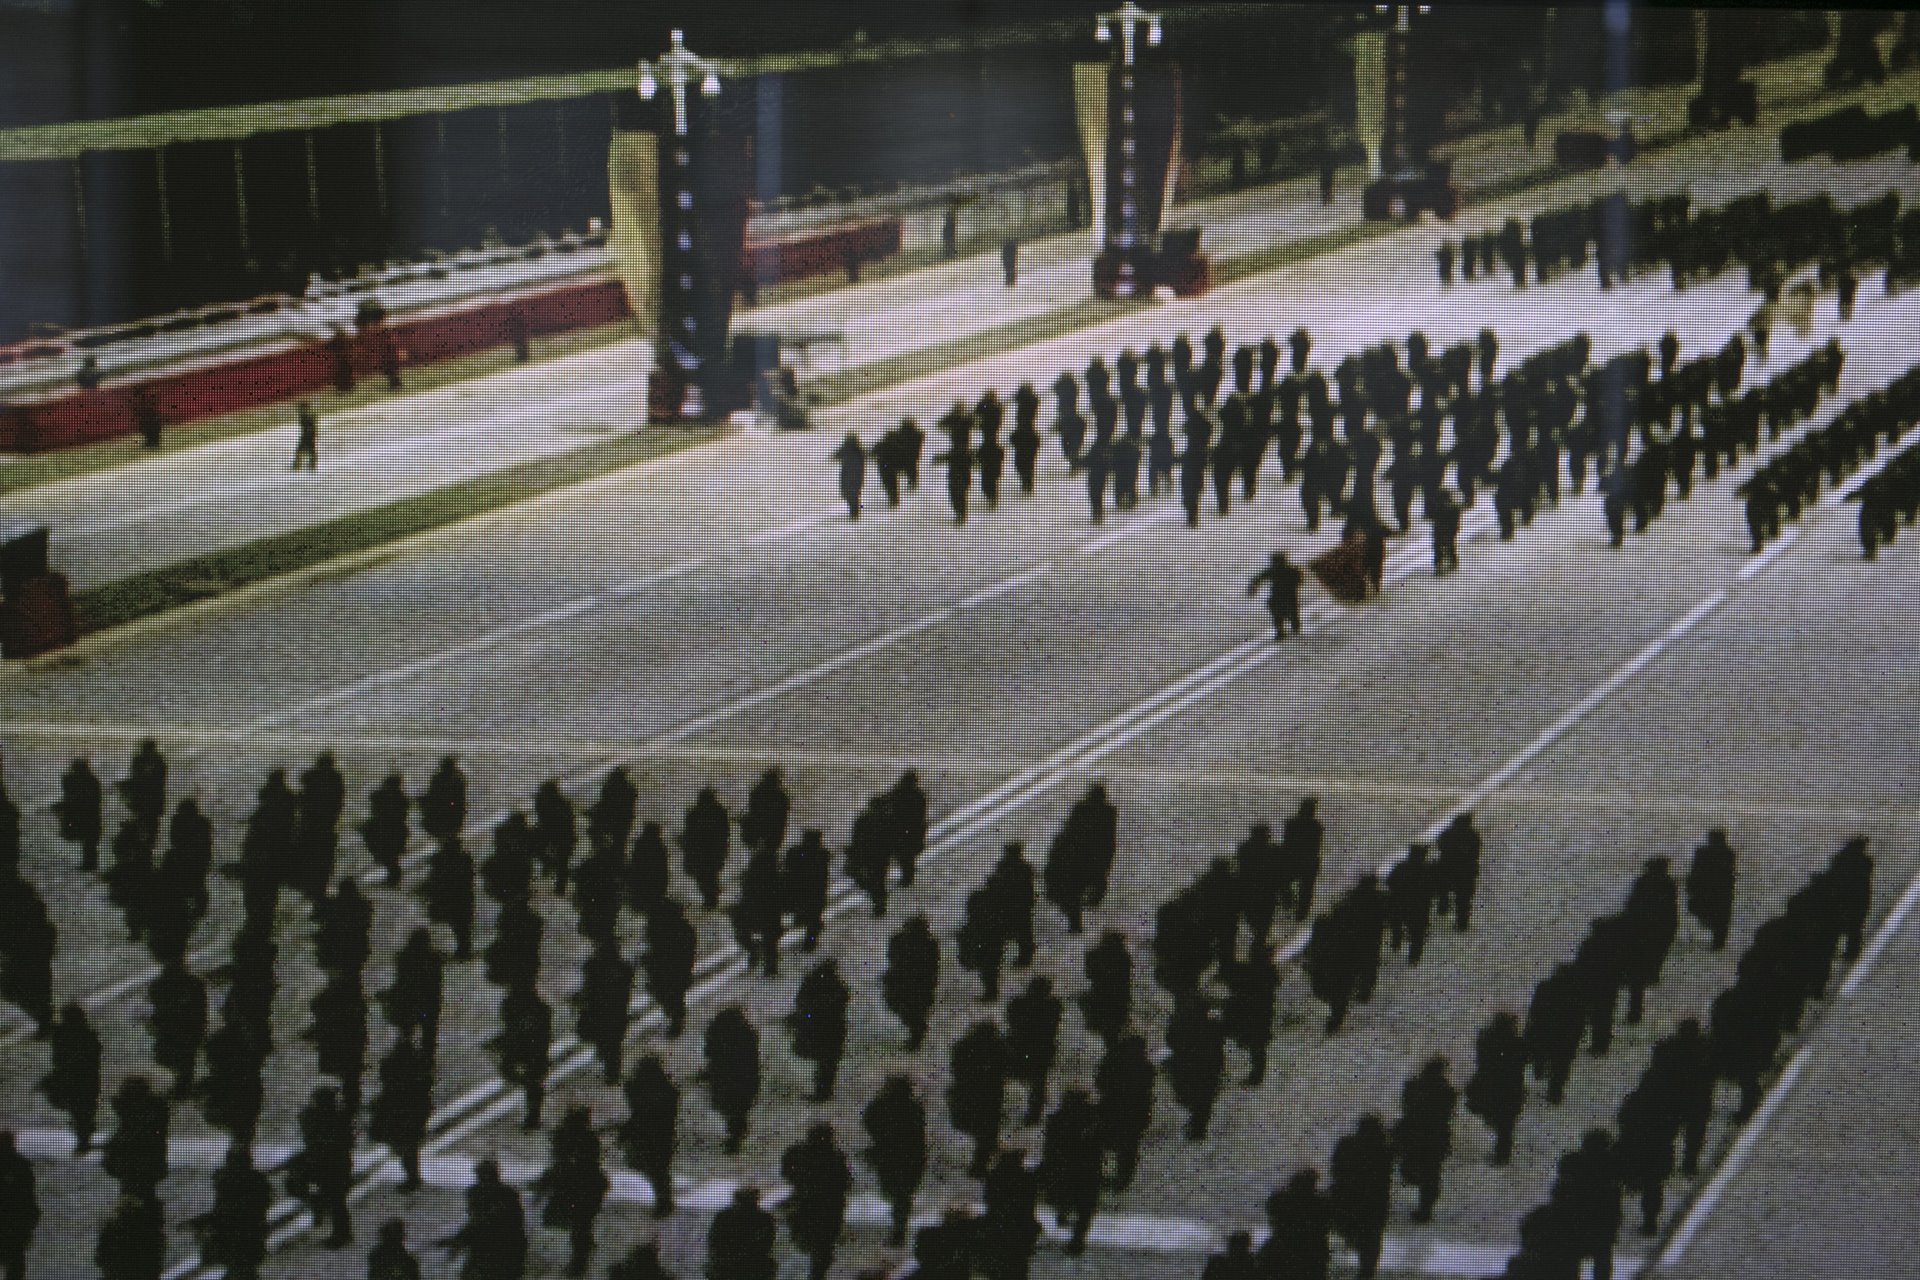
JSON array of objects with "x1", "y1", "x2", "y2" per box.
[{"x1": 618, "y1": 1054, "x2": 680, "y2": 1216}]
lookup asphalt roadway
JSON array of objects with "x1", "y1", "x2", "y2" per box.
[{"x1": 1, "y1": 175, "x2": 1918, "y2": 1280}]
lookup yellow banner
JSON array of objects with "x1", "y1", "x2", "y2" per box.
[
  {"x1": 1072, "y1": 62, "x2": 1109, "y2": 246},
  {"x1": 607, "y1": 130, "x2": 660, "y2": 341}
]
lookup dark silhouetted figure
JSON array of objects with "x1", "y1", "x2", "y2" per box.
[
  {"x1": 0, "y1": 1131, "x2": 39, "y2": 1280},
  {"x1": 102, "y1": 1077, "x2": 169, "y2": 1199},
  {"x1": 618, "y1": 1054, "x2": 680, "y2": 1216},
  {"x1": 863, "y1": 1074, "x2": 928, "y2": 1246},
  {"x1": 96, "y1": 1191, "x2": 165, "y2": 1280},
  {"x1": 306, "y1": 966, "x2": 369, "y2": 1115},
  {"x1": 1222, "y1": 945, "x2": 1281, "y2": 1086},
  {"x1": 1165, "y1": 994, "x2": 1228, "y2": 1140},
  {"x1": 981, "y1": 1148, "x2": 1042, "y2": 1280},
  {"x1": 1095, "y1": 1032, "x2": 1155, "y2": 1190},
  {"x1": 420, "y1": 836, "x2": 476, "y2": 959},
  {"x1": 949, "y1": 1019, "x2": 1011, "y2": 1177},
  {"x1": 1248, "y1": 552, "x2": 1305, "y2": 639},
  {"x1": 490, "y1": 985, "x2": 553, "y2": 1130},
  {"x1": 193, "y1": 1143, "x2": 270, "y2": 1280},
  {"x1": 1464, "y1": 1011, "x2": 1527, "y2": 1164},
  {"x1": 787, "y1": 959, "x2": 851, "y2": 1101},
  {"x1": 644, "y1": 899, "x2": 698, "y2": 1037},
  {"x1": 1686, "y1": 828, "x2": 1737, "y2": 951},
  {"x1": 626, "y1": 822, "x2": 671, "y2": 915},
  {"x1": 1041, "y1": 1089, "x2": 1105, "y2": 1256},
  {"x1": 781, "y1": 1123, "x2": 852, "y2": 1280},
  {"x1": 41, "y1": 1002, "x2": 102, "y2": 1150},
  {"x1": 575, "y1": 937, "x2": 636, "y2": 1084},
  {"x1": 731, "y1": 847, "x2": 786, "y2": 978},
  {"x1": 370, "y1": 1035, "x2": 433, "y2": 1192},
  {"x1": 707, "y1": 1187, "x2": 777, "y2": 1280},
  {"x1": 380, "y1": 928, "x2": 445, "y2": 1064},
  {"x1": 366, "y1": 1219, "x2": 421, "y2": 1280},
  {"x1": 1007, "y1": 975, "x2": 1063, "y2": 1125},
  {"x1": 680, "y1": 787, "x2": 731, "y2": 910},
  {"x1": 55, "y1": 757, "x2": 104, "y2": 872},
  {"x1": 1281, "y1": 798, "x2": 1324, "y2": 922},
  {"x1": 288, "y1": 1085, "x2": 356, "y2": 1247},
  {"x1": 702, "y1": 1007, "x2": 761, "y2": 1154},
  {"x1": 1328, "y1": 1114, "x2": 1393, "y2": 1278},
  {"x1": 1080, "y1": 930, "x2": 1132, "y2": 1047},
  {"x1": 1551, "y1": 1129, "x2": 1623, "y2": 1280},
  {"x1": 1433, "y1": 812, "x2": 1482, "y2": 932},
  {"x1": 534, "y1": 1106, "x2": 610, "y2": 1276},
  {"x1": 1393, "y1": 1057, "x2": 1458, "y2": 1222},
  {"x1": 1260, "y1": 1168, "x2": 1332, "y2": 1280},
  {"x1": 439, "y1": 1159, "x2": 528, "y2": 1280},
  {"x1": 883, "y1": 915, "x2": 940, "y2": 1050},
  {"x1": 782, "y1": 828, "x2": 832, "y2": 950}
]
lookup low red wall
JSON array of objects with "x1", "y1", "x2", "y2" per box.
[{"x1": 1, "y1": 218, "x2": 901, "y2": 454}]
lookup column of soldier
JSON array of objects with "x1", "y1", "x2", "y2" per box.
[
  {"x1": 1491, "y1": 838, "x2": 1874, "y2": 1280},
  {"x1": 1435, "y1": 186, "x2": 1902, "y2": 310},
  {"x1": 1737, "y1": 362, "x2": 1920, "y2": 555}
]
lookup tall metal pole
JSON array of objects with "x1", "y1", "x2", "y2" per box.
[
  {"x1": 1374, "y1": 3, "x2": 1431, "y2": 182},
  {"x1": 639, "y1": 28, "x2": 724, "y2": 417},
  {"x1": 1094, "y1": 0, "x2": 1163, "y2": 299}
]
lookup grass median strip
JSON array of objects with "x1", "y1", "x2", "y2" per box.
[{"x1": 69, "y1": 424, "x2": 720, "y2": 637}]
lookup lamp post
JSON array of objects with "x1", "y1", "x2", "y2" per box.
[
  {"x1": 1095, "y1": 1, "x2": 1163, "y2": 299},
  {"x1": 639, "y1": 29, "x2": 723, "y2": 417},
  {"x1": 1362, "y1": 3, "x2": 1457, "y2": 220},
  {"x1": 1373, "y1": 3, "x2": 1432, "y2": 183}
]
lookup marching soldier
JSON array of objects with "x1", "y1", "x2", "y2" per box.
[
  {"x1": 1428, "y1": 487, "x2": 1461, "y2": 575},
  {"x1": 0, "y1": 1132, "x2": 37, "y2": 1280},
  {"x1": 1648, "y1": 1017, "x2": 1714, "y2": 1176},
  {"x1": 844, "y1": 803, "x2": 891, "y2": 917},
  {"x1": 644, "y1": 898, "x2": 698, "y2": 1037},
  {"x1": 1012, "y1": 383, "x2": 1043, "y2": 493},
  {"x1": 626, "y1": 822, "x2": 671, "y2": 914},
  {"x1": 1006, "y1": 975, "x2": 1063, "y2": 1124},
  {"x1": 933, "y1": 408, "x2": 976, "y2": 525},
  {"x1": 701, "y1": 1006, "x2": 761, "y2": 1154},
  {"x1": 1828, "y1": 836, "x2": 1874, "y2": 959},
  {"x1": 782, "y1": 828, "x2": 832, "y2": 951},
  {"x1": 1386, "y1": 844, "x2": 1436, "y2": 966},
  {"x1": 1303, "y1": 907, "x2": 1357, "y2": 1034},
  {"x1": 306, "y1": 967, "x2": 369, "y2": 1115},
  {"x1": 1614, "y1": 1083, "x2": 1676, "y2": 1237},
  {"x1": 532, "y1": 778, "x2": 578, "y2": 895},
  {"x1": 730, "y1": 847, "x2": 786, "y2": 978},
  {"x1": 484, "y1": 897, "x2": 543, "y2": 994},
  {"x1": 1221, "y1": 945, "x2": 1281, "y2": 1086},
  {"x1": 533, "y1": 1106, "x2": 610, "y2": 1277},
  {"x1": 490, "y1": 985, "x2": 553, "y2": 1130},
  {"x1": 1079, "y1": 930, "x2": 1132, "y2": 1047},
  {"x1": 1393, "y1": 1057, "x2": 1458, "y2": 1222},
  {"x1": 617, "y1": 1054, "x2": 679, "y2": 1216},
  {"x1": 1346, "y1": 875, "x2": 1388, "y2": 1005},
  {"x1": 1235, "y1": 823, "x2": 1285, "y2": 947},
  {"x1": 1464, "y1": 1011, "x2": 1527, "y2": 1164},
  {"x1": 200, "y1": 1015, "x2": 266, "y2": 1149},
  {"x1": 588, "y1": 767, "x2": 638, "y2": 856},
  {"x1": 287, "y1": 1085, "x2": 356, "y2": 1247},
  {"x1": 982, "y1": 1149, "x2": 1043, "y2": 1280},
  {"x1": 42, "y1": 1002, "x2": 102, "y2": 1150},
  {"x1": 420, "y1": 835, "x2": 476, "y2": 959},
  {"x1": 1329, "y1": 1114, "x2": 1394, "y2": 1279},
  {"x1": 570, "y1": 838, "x2": 623, "y2": 946},
  {"x1": 883, "y1": 915, "x2": 940, "y2": 1050},
  {"x1": 1281, "y1": 798, "x2": 1324, "y2": 921},
  {"x1": 679, "y1": 786, "x2": 731, "y2": 910},
  {"x1": 96, "y1": 1192, "x2": 165, "y2": 1280},
  {"x1": 482, "y1": 812, "x2": 536, "y2": 908},
  {"x1": 439, "y1": 1159, "x2": 528, "y2": 1280},
  {"x1": 740, "y1": 768, "x2": 791, "y2": 856},
  {"x1": 1040, "y1": 1091, "x2": 1105, "y2": 1255},
  {"x1": 1247, "y1": 551, "x2": 1305, "y2": 640},
  {"x1": 575, "y1": 937, "x2": 636, "y2": 1084},
  {"x1": 787, "y1": 959, "x2": 851, "y2": 1101},
  {"x1": 1164, "y1": 993, "x2": 1228, "y2": 1140},
  {"x1": 957, "y1": 886, "x2": 1009, "y2": 1003},
  {"x1": 1623, "y1": 857, "x2": 1680, "y2": 1024},
  {"x1": 195, "y1": 1144, "x2": 270, "y2": 1280},
  {"x1": 1259, "y1": 1169, "x2": 1332, "y2": 1279},
  {"x1": 949, "y1": 1019, "x2": 1011, "y2": 1177},
  {"x1": 1551, "y1": 1129, "x2": 1623, "y2": 1280},
  {"x1": 1436, "y1": 240, "x2": 1455, "y2": 287},
  {"x1": 1525, "y1": 963, "x2": 1585, "y2": 1104},
  {"x1": 370, "y1": 1034, "x2": 433, "y2": 1192},
  {"x1": 380, "y1": 928, "x2": 445, "y2": 1063},
  {"x1": 1434, "y1": 812, "x2": 1482, "y2": 932},
  {"x1": 315, "y1": 877, "x2": 374, "y2": 978},
  {"x1": 780, "y1": 1123, "x2": 852, "y2": 1280},
  {"x1": 360, "y1": 772, "x2": 411, "y2": 887},
  {"x1": 119, "y1": 739, "x2": 168, "y2": 833},
  {"x1": 1077, "y1": 422, "x2": 1114, "y2": 524},
  {"x1": 707, "y1": 1188, "x2": 777, "y2": 1280},
  {"x1": 367, "y1": 1220, "x2": 422, "y2": 1280},
  {"x1": 1095, "y1": 1032, "x2": 1156, "y2": 1190},
  {"x1": 102, "y1": 1077, "x2": 169, "y2": 1199},
  {"x1": 55, "y1": 757, "x2": 103, "y2": 872},
  {"x1": 863, "y1": 1075, "x2": 928, "y2": 1246},
  {"x1": 418, "y1": 756, "x2": 467, "y2": 844},
  {"x1": 977, "y1": 392, "x2": 1008, "y2": 507},
  {"x1": 832, "y1": 434, "x2": 867, "y2": 520}
]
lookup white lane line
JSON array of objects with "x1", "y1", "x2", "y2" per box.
[{"x1": 1838, "y1": 870, "x2": 1920, "y2": 999}]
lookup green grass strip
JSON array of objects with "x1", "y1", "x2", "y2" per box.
[{"x1": 70, "y1": 425, "x2": 718, "y2": 637}]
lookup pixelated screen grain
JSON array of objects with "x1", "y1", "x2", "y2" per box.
[{"x1": 0, "y1": 3, "x2": 1916, "y2": 1278}]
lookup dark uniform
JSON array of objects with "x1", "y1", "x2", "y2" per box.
[
  {"x1": 679, "y1": 787, "x2": 731, "y2": 911},
  {"x1": 644, "y1": 899, "x2": 698, "y2": 1037},
  {"x1": 1328, "y1": 1115, "x2": 1394, "y2": 1279},
  {"x1": 1248, "y1": 552, "x2": 1305, "y2": 639},
  {"x1": 574, "y1": 937, "x2": 635, "y2": 1084},
  {"x1": 1221, "y1": 946, "x2": 1281, "y2": 1086},
  {"x1": 1094, "y1": 1033, "x2": 1155, "y2": 1190},
  {"x1": 370, "y1": 1036, "x2": 433, "y2": 1192},
  {"x1": 1386, "y1": 844, "x2": 1436, "y2": 966},
  {"x1": 1464, "y1": 1012, "x2": 1527, "y2": 1164},
  {"x1": 305, "y1": 967, "x2": 369, "y2": 1115},
  {"x1": 786, "y1": 959, "x2": 851, "y2": 1101},
  {"x1": 439, "y1": 1159, "x2": 528, "y2": 1280},
  {"x1": 367, "y1": 1220, "x2": 422, "y2": 1280},
  {"x1": 626, "y1": 822, "x2": 671, "y2": 914},
  {"x1": 54, "y1": 757, "x2": 103, "y2": 872},
  {"x1": 882, "y1": 915, "x2": 940, "y2": 1050},
  {"x1": 782, "y1": 828, "x2": 832, "y2": 950},
  {"x1": 194, "y1": 1144, "x2": 270, "y2": 1280},
  {"x1": 949, "y1": 1020, "x2": 1010, "y2": 1177},
  {"x1": 41, "y1": 1002, "x2": 101, "y2": 1149},
  {"x1": 294, "y1": 401, "x2": 320, "y2": 469},
  {"x1": 1550, "y1": 1130, "x2": 1623, "y2": 1280},
  {"x1": 360, "y1": 773, "x2": 411, "y2": 887},
  {"x1": 96, "y1": 1193, "x2": 165, "y2": 1280},
  {"x1": 1259, "y1": 1170, "x2": 1332, "y2": 1280},
  {"x1": 1041, "y1": 1090, "x2": 1105, "y2": 1254},
  {"x1": 863, "y1": 1075, "x2": 928, "y2": 1246},
  {"x1": 780, "y1": 1124, "x2": 852, "y2": 1280},
  {"x1": 489, "y1": 985, "x2": 553, "y2": 1130},
  {"x1": 532, "y1": 1106, "x2": 610, "y2": 1277},
  {"x1": 707, "y1": 1188, "x2": 777, "y2": 1280},
  {"x1": 982, "y1": 1150, "x2": 1043, "y2": 1280},
  {"x1": 1164, "y1": 994, "x2": 1228, "y2": 1140},
  {"x1": 1281, "y1": 798, "x2": 1324, "y2": 921},
  {"x1": 617, "y1": 1054, "x2": 679, "y2": 1216},
  {"x1": 420, "y1": 836, "x2": 476, "y2": 959},
  {"x1": 1434, "y1": 812, "x2": 1482, "y2": 932},
  {"x1": 729, "y1": 848, "x2": 786, "y2": 978},
  {"x1": 287, "y1": 1086, "x2": 355, "y2": 1247},
  {"x1": 0, "y1": 1131, "x2": 38, "y2": 1280},
  {"x1": 1006, "y1": 976, "x2": 1063, "y2": 1124},
  {"x1": 380, "y1": 928, "x2": 445, "y2": 1063},
  {"x1": 832, "y1": 434, "x2": 867, "y2": 520},
  {"x1": 102, "y1": 1077, "x2": 169, "y2": 1198},
  {"x1": 701, "y1": 1006, "x2": 761, "y2": 1154},
  {"x1": 532, "y1": 778, "x2": 579, "y2": 895},
  {"x1": 1392, "y1": 1057, "x2": 1458, "y2": 1222},
  {"x1": 1011, "y1": 385, "x2": 1043, "y2": 493}
]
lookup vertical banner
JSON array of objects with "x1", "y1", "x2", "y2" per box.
[
  {"x1": 1352, "y1": 30, "x2": 1386, "y2": 179},
  {"x1": 1072, "y1": 63, "x2": 1110, "y2": 245},
  {"x1": 1130, "y1": 63, "x2": 1181, "y2": 241},
  {"x1": 607, "y1": 130, "x2": 660, "y2": 340}
]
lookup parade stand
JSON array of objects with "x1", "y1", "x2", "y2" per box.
[
  {"x1": 1361, "y1": 161, "x2": 1459, "y2": 222},
  {"x1": 1092, "y1": 226, "x2": 1211, "y2": 299}
]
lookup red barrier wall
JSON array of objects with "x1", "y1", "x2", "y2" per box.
[{"x1": 1, "y1": 218, "x2": 900, "y2": 454}]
